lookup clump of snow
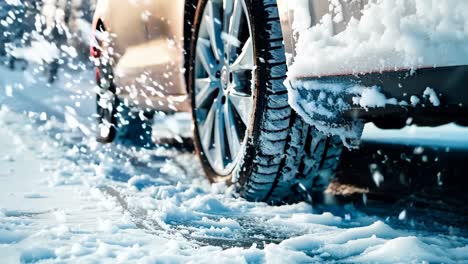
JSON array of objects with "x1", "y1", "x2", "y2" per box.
[
  {"x1": 353, "y1": 86, "x2": 398, "y2": 108},
  {"x1": 349, "y1": 236, "x2": 456, "y2": 263},
  {"x1": 423, "y1": 87, "x2": 441, "y2": 107},
  {"x1": 286, "y1": 79, "x2": 365, "y2": 146},
  {"x1": 410, "y1": 95, "x2": 420, "y2": 106},
  {"x1": 290, "y1": 0, "x2": 312, "y2": 32},
  {"x1": 288, "y1": 0, "x2": 468, "y2": 78},
  {"x1": 268, "y1": 212, "x2": 342, "y2": 226}
]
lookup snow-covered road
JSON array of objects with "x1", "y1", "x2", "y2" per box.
[{"x1": 1, "y1": 66, "x2": 467, "y2": 263}]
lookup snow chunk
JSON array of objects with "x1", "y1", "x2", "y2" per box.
[
  {"x1": 410, "y1": 95, "x2": 420, "y2": 106},
  {"x1": 350, "y1": 237, "x2": 457, "y2": 263},
  {"x1": 290, "y1": 0, "x2": 311, "y2": 32},
  {"x1": 423, "y1": 87, "x2": 441, "y2": 107},
  {"x1": 268, "y1": 212, "x2": 342, "y2": 226},
  {"x1": 320, "y1": 235, "x2": 386, "y2": 259},
  {"x1": 354, "y1": 86, "x2": 397, "y2": 108}
]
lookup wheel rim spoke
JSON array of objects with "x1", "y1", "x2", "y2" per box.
[
  {"x1": 228, "y1": 0, "x2": 243, "y2": 38},
  {"x1": 195, "y1": 78, "x2": 218, "y2": 108},
  {"x1": 229, "y1": 92, "x2": 253, "y2": 127},
  {"x1": 201, "y1": 101, "x2": 217, "y2": 151},
  {"x1": 225, "y1": 0, "x2": 243, "y2": 60},
  {"x1": 196, "y1": 38, "x2": 217, "y2": 75},
  {"x1": 224, "y1": 101, "x2": 241, "y2": 158},
  {"x1": 230, "y1": 37, "x2": 253, "y2": 72},
  {"x1": 214, "y1": 106, "x2": 228, "y2": 168},
  {"x1": 205, "y1": 0, "x2": 223, "y2": 61}
]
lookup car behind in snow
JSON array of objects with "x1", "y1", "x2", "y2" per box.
[{"x1": 90, "y1": 0, "x2": 468, "y2": 204}]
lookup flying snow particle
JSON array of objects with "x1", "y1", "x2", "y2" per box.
[
  {"x1": 437, "y1": 172, "x2": 443, "y2": 186},
  {"x1": 372, "y1": 171, "x2": 384, "y2": 187},
  {"x1": 39, "y1": 112, "x2": 47, "y2": 121},
  {"x1": 398, "y1": 210, "x2": 407, "y2": 220},
  {"x1": 6, "y1": 0, "x2": 22, "y2": 5},
  {"x1": 5, "y1": 85, "x2": 13, "y2": 97},
  {"x1": 413, "y1": 146, "x2": 424, "y2": 155}
]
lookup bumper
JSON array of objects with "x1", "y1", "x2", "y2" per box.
[{"x1": 288, "y1": 65, "x2": 468, "y2": 128}]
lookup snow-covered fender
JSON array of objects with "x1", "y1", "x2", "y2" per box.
[{"x1": 276, "y1": 0, "x2": 366, "y2": 147}]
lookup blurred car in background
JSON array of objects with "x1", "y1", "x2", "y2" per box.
[
  {"x1": 91, "y1": 0, "x2": 468, "y2": 204},
  {"x1": 1, "y1": 0, "x2": 96, "y2": 81}
]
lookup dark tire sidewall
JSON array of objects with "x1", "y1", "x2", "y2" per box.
[{"x1": 96, "y1": 65, "x2": 117, "y2": 143}]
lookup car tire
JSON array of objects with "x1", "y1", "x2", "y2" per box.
[
  {"x1": 96, "y1": 60, "x2": 118, "y2": 143},
  {"x1": 189, "y1": 0, "x2": 344, "y2": 204},
  {"x1": 95, "y1": 49, "x2": 154, "y2": 147}
]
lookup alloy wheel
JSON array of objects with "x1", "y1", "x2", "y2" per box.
[{"x1": 194, "y1": 0, "x2": 255, "y2": 176}]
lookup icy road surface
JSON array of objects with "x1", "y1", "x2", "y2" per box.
[{"x1": 0, "y1": 67, "x2": 467, "y2": 263}]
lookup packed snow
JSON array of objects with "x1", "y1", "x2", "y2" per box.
[
  {"x1": 288, "y1": 0, "x2": 468, "y2": 78},
  {"x1": 0, "y1": 65, "x2": 467, "y2": 263}
]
